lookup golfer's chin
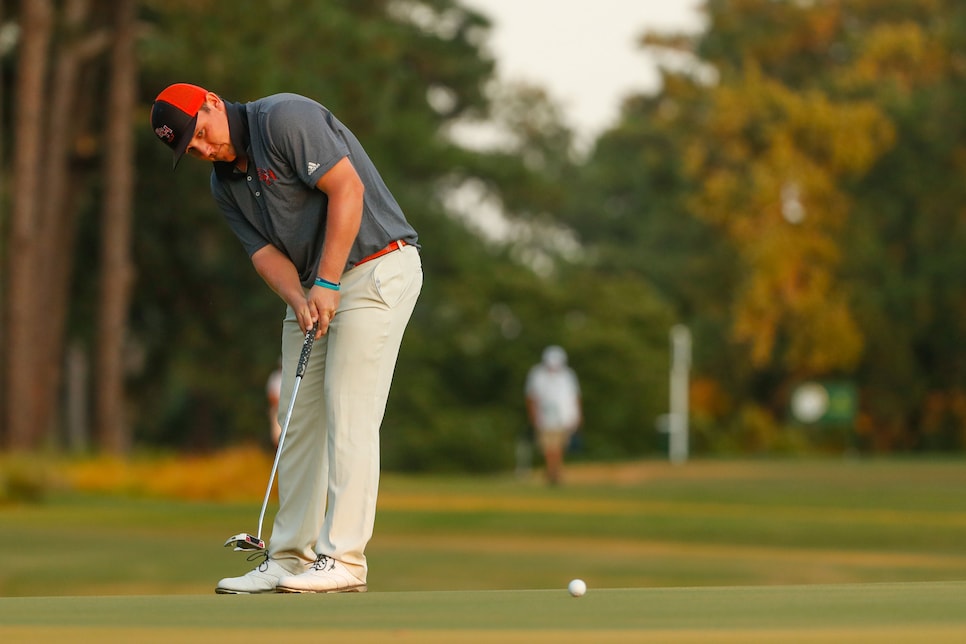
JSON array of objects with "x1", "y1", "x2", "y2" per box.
[
  {"x1": 206, "y1": 145, "x2": 238, "y2": 164},
  {"x1": 215, "y1": 149, "x2": 238, "y2": 164},
  {"x1": 187, "y1": 148, "x2": 236, "y2": 164}
]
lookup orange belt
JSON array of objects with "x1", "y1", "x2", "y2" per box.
[{"x1": 354, "y1": 239, "x2": 407, "y2": 267}]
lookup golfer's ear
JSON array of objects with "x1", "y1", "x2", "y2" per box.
[{"x1": 206, "y1": 92, "x2": 222, "y2": 110}]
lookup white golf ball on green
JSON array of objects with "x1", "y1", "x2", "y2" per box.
[{"x1": 568, "y1": 578, "x2": 587, "y2": 597}]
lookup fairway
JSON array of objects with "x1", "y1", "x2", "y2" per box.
[{"x1": 2, "y1": 458, "x2": 966, "y2": 640}]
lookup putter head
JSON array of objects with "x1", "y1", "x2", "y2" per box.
[{"x1": 224, "y1": 532, "x2": 266, "y2": 552}]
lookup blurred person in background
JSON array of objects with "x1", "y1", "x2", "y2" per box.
[
  {"x1": 266, "y1": 360, "x2": 282, "y2": 448},
  {"x1": 525, "y1": 345, "x2": 582, "y2": 485}
]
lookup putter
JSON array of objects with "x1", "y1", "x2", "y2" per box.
[{"x1": 224, "y1": 321, "x2": 319, "y2": 552}]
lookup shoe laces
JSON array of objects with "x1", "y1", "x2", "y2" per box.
[
  {"x1": 310, "y1": 554, "x2": 336, "y2": 572},
  {"x1": 247, "y1": 550, "x2": 270, "y2": 572}
]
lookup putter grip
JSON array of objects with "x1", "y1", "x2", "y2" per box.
[{"x1": 296, "y1": 322, "x2": 318, "y2": 378}]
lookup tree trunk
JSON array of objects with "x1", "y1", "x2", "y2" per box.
[
  {"x1": 35, "y1": 0, "x2": 97, "y2": 449},
  {"x1": 4, "y1": 0, "x2": 53, "y2": 450},
  {"x1": 95, "y1": 0, "x2": 138, "y2": 454},
  {"x1": 0, "y1": 1, "x2": 5, "y2": 431}
]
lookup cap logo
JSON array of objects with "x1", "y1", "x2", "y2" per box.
[{"x1": 155, "y1": 124, "x2": 175, "y2": 143}]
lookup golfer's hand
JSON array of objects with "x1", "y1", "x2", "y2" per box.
[{"x1": 308, "y1": 286, "x2": 340, "y2": 338}]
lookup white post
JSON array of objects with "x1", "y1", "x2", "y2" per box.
[{"x1": 669, "y1": 325, "x2": 691, "y2": 464}]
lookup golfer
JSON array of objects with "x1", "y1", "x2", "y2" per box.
[{"x1": 151, "y1": 84, "x2": 422, "y2": 593}]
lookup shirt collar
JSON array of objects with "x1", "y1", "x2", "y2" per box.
[{"x1": 213, "y1": 100, "x2": 250, "y2": 181}]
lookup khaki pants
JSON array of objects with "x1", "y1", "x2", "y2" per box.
[{"x1": 269, "y1": 244, "x2": 421, "y2": 582}]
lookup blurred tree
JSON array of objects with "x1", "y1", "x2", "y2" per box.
[
  {"x1": 561, "y1": 79, "x2": 756, "y2": 446},
  {"x1": 685, "y1": 65, "x2": 893, "y2": 375},
  {"x1": 593, "y1": 0, "x2": 966, "y2": 450},
  {"x1": 4, "y1": 0, "x2": 53, "y2": 449},
  {"x1": 2, "y1": 0, "x2": 132, "y2": 452},
  {"x1": 96, "y1": 0, "x2": 137, "y2": 453},
  {"x1": 833, "y1": 1, "x2": 966, "y2": 449}
]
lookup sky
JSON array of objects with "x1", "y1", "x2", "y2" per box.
[{"x1": 460, "y1": 0, "x2": 706, "y2": 146}]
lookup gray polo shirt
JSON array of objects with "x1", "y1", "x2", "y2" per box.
[{"x1": 210, "y1": 93, "x2": 418, "y2": 287}]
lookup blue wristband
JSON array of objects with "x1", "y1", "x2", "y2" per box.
[{"x1": 314, "y1": 276, "x2": 340, "y2": 291}]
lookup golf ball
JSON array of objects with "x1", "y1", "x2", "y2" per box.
[{"x1": 568, "y1": 578, "x2": 587, "y2": 597}]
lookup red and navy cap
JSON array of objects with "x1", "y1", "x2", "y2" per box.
[{"x1": 151, "y1": 83, "x2": 207, "y2": 169}]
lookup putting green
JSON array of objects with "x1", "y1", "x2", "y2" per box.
[{"x1": 1, "y1": 581, "x2": 964, "y2": 643}]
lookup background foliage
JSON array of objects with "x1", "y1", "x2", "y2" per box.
[{"x1": 1, "y1": 0, "x2": 964, "y2": 469}]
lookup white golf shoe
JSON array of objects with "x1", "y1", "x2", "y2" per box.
[
  {"x1": 277, "y1": 555, "x2": 368, "y2": 593},
  {"x1": 215, "y1": 557, "x2": 292, "y2": 594}
]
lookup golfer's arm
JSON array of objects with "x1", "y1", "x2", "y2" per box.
[
  {"x1": 314, "y1": 156, "x2": 364, "y2": 284},
  {"x1": 251, "y1": 244, "x2": 306, "y2": 310}
]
